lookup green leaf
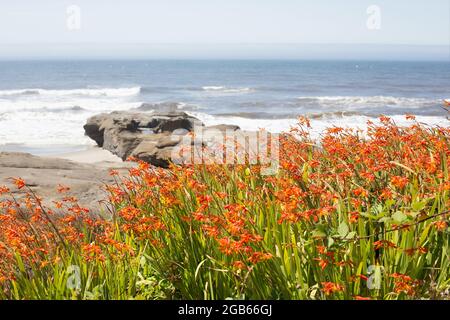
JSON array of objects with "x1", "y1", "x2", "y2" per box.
[
  {"x1": 195, "y1": 259, "x2": 208, "y2": 280},
  {"x1": 302, "y1": 163, "x2": 309, "y2": 183},
  {"x1": 412, "y1": 200, "x2": 427, "y2": 212},
  {"x1": 338, "y1": 222, "x2": 349, "y2": 237},
  {"x1": 374, "y1": 204, "x2": 384, "y2": 214},
  {"x1": 312, "y1": 229, "x2": 326, "y2": 238},
  {"x1": 419, "y1": 224, "x2": 432, "y2": 246},
  {"x1": 346, "y1": 231, "x2": 356, "y2": 240},
  {"x1": 327, "y1": 236, "x2": 335, "y2": 247},
  {"x1": 379, "y1": 217, "x2": 391, "y2": 224},
  {"x1": 392, "y1": 211, "x2": 407, "y2": 223},
  {"x1": 385, "y1": 199, "x2": 395, "y2": 209}
]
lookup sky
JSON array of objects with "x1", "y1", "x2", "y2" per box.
[{"x1": 0, "y1": 0, "x2": 449, "y2": 60}]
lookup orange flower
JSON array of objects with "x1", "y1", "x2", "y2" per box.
[
  {"x1": 434, "y1": 221, "x2": 447, "y2": 231},
  {"x1": 214, "y1": 192, "x2": 227, "y2": 199},
  {"x1": 316, "y1": 245, "x2": 327, "y2": 255},
  {"x1": 349, "y1": 211, "x2": 359, "y2": 224},
  {"x1": 321, "y1": 282, "x2": 344, "y2": 296},
  {"x1": 379, "y1": 115, "x2": 391, "y2": 123},
  {"x1": 12, "y1": 178, "x2": 26, "y2": 190},
  {"x1": 109, "y1": 169, "x2": 119, "y2": 176},
  {"x1": 374, "y1": 240, "x2": 397, "y2": 250},
  {"x1": 314, "y1": 258, "x2": 329, "y2": 270},
  {"x1": 391, "y1": 176, "x2": 408, "y2": 189},
  {"x1": 247, "y1": 252, "x2": 273, "y2": 264},
  {"x1": 0, "y1": 186, "x2": 10, "y2": 195},
  {"x1": 298, "y1": 116, "x2": 311, "y2": 128},
  {"x1": 53, "y1": 201, "x2": 63, "y2": 209},
  {"x1": 118, "y1": 206, "x2": 141, "y2": 221},
  {"x1": 57, "y1": 184, "x2": 70, "y2": 193},
  {"x1": 138, "y1": 161, "x2": 150, "y2": 171},
  {"x1": 404, "y1": 247, "x2": 427, "y2": 256},
  {"x1": 232, "y1": 261, "x2": 247, "y2": 270},
  {"x1": 390, "y1": 273, "x2": 419, "y2": 296},
  {"x1": 358, "y1": 274, "x2": 368, "y2": 281},
  {"x1": 126, "y1": 156, "x2": 138, "y2": 162},
  {"x1": 82, "y1": 243, "x2": 105, "y2": 262},
  {"x1": 353, "y1": 187, "x2": 368, "y2": 198}
]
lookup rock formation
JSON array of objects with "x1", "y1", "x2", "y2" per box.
[{"x1": 84, "y1": 111, "x2": 241, "y2": 167}]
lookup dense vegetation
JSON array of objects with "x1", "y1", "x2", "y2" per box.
[{"x1": 1, "y1": 115, "x2": 449, "y2": 300}]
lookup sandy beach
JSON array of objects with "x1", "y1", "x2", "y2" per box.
[{"x1": 46, "y1": 146, "x2": 124, "y2": 165}]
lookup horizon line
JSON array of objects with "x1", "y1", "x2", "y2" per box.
[
  {"x1": 1, "y1": 42, "x2": 448, "y2": 46},
  {"x1": 0, "y1": 43, "x2": 448, "y2": 61}
]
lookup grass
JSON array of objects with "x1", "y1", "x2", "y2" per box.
[{"x1": 0, "y1": 115, "x2": 449, "y2": 300}]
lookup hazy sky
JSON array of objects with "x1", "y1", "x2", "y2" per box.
[{"x1": 0, "y1": 0, "x2": 449, "y2": 59}]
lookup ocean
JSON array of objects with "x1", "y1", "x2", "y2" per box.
[{"x1": 0, "y1": 60, "x2": 449, "y2": 155}]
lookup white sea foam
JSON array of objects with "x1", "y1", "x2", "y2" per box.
[
  {"x1": 0, "y1": 99, "x2": 140, "y2": 112},
  {"x1": 0, "y1": 86, "x2": 141, "y2": 98},
  {"x1": 188, "y1": 112, "x2": 298, "y2": 133},
  {"x1": 0, "y1": 101, "x2": 141, "y2": 146},
  {"x1": 188, "y1": 111, "x2": 450, "y2": 139},
  {"x1": 0, "y1": 110, "x2": 96, "y2": 146},
  {"x1": 1, "y1": 110, "x2": 448, "y2": 148},
  {"x1": 202, "y1": 86, "x2": 253, "y2": 94},
  {"x1": 0, "y1": 88, "x2": 448, "y2": 149},
  {"x1": 174, "y1": 102, "x2": 201, "y2": 110},
  {"x1": 296, "y1": 96, "x2": 441, "y2": 108},
  {"x1": 0, "y1": 88, "x2": 142, "y2": 147}
]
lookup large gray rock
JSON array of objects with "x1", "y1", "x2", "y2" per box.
[
  {"x1": 132, "y1": 138, "x2": 178, "y2": 168},
  {"x1": 84, "y1": 110, "x2": 243, "y2": 167},
  {"x1": 83, "y1": 111, "x2": 203, "y2": 161},
  {"x1": 206, "y1": 124, "x2": 241, "y2": 132}
]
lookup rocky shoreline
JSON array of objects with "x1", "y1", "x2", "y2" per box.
[
  {"x1": 83, "y1": 110, "x2": 242, "y2": 167},
  {"x1": 0, "y1": 110, "x2": 252, "y2": 212},
  {"x1": 0, "y1": 151, "x2": 133, "y2": 212}
]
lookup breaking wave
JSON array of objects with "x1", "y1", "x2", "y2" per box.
[
  {"x1": 202, "y1": 86, "x2": 253, "y2": 94},
  {"x1": 0, "y1": 87, "x2": 141, "y2": 98}
]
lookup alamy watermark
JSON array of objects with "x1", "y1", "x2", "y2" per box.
[
  {"x1": 366, "y1": 5, "x2": 381, "y2": 30},
  {"x1": 367, "y1": 265, "x2": 384, "y2": 290},
  {"x1": 66, "y1": 5, "x2": 81, "y2": 31},
  {"x1": 66, "y1": 265, "x2": 81, "y2": 291}
]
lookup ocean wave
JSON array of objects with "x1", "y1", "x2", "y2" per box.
[
  {"x1": 215, "y1": 112, "x2": 295, "y2": 120},
  {"x1": 202, "y1": 86, "x2": 253, "y2": 94},
  {"x1": 134, "y1": 101, "x2": 200, "y2": 112},
  {"x1": 139, "y1": 86, "x2": 176, "y2": 94},
  {"x1": 188, "y1": 112, "x2": 450, "y2": 136},
  {"x1": 0, "y1": 89, "x2": 41, "y2": 97},
  {"x1": 14, "y1": 106, "x2": 87, "y2": 113},
  {"x1": 214, "y1": 111, "x2": 365, "y2": 120},
  {"x1": 1, "y1": 109, "x2": 448, "y2": 148},
  {"x1": 0, "y1": 99, "x2": 141, "y2": 113},
  {"x1": 296, "y1": 96, "x2": 441, "y2": 108},
  {"x1": 0, "y1": 111, "x2": 96, "y2": 146},
  {"x1": 0, "y1": 87, "x2": 141, "y2": 98},
  {"x1": 187, "y1": 111, "x2": 297, "y2": 133}
]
